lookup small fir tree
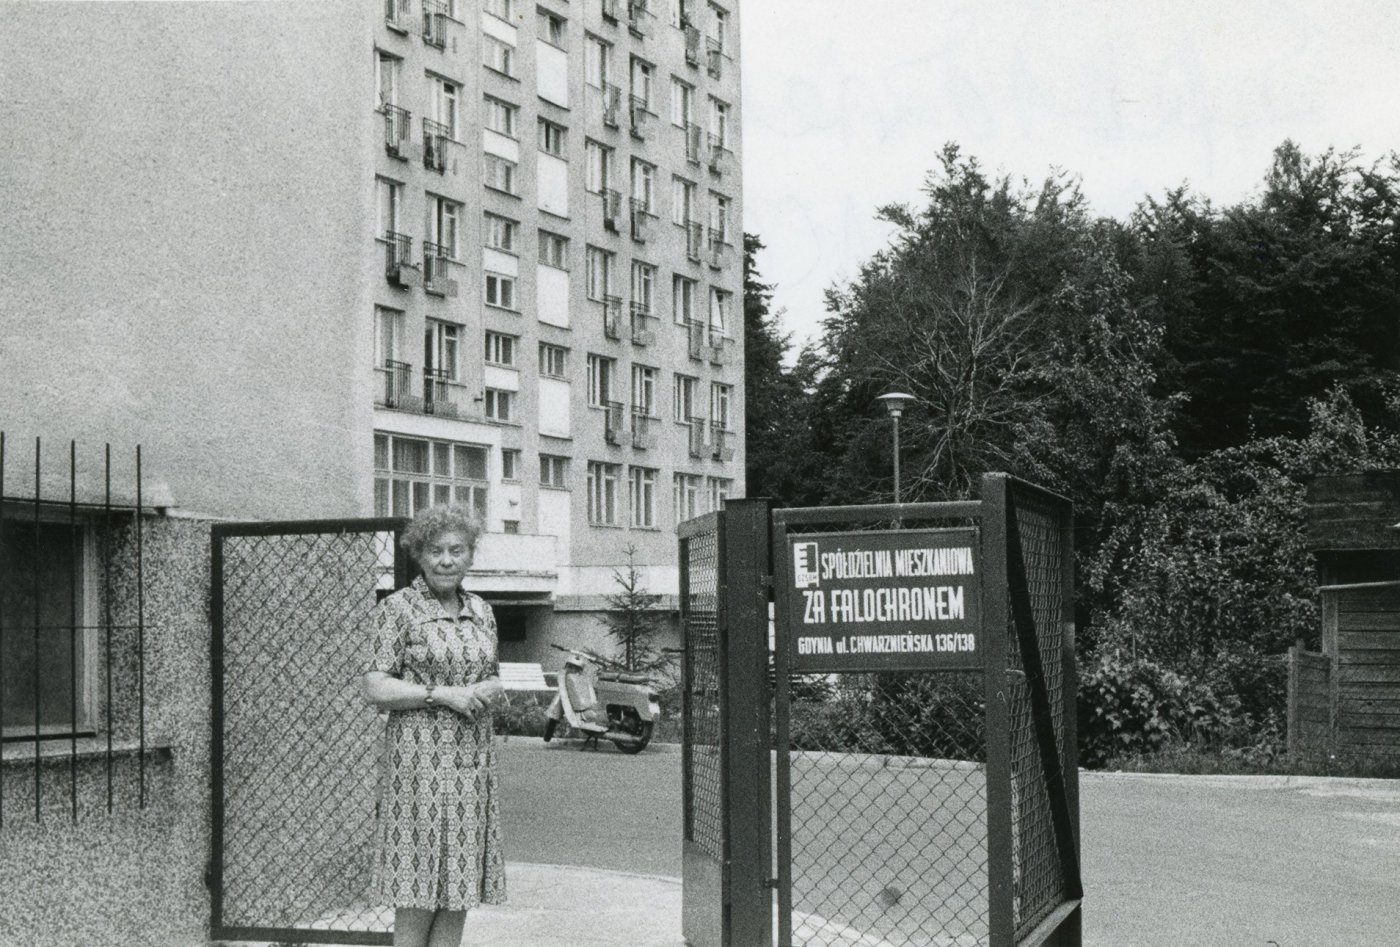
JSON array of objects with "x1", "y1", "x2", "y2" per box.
[{"x1": 598, "y1": 545, "x2": 671, "y2": 676}]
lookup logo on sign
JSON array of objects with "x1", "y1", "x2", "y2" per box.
[{"x1": 793, "y1": 541, "x2": 820, "y2": 589}]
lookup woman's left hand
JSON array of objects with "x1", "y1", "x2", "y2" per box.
[{"x1": 437, "y1": 685, "x2": 488, "y2": 719}]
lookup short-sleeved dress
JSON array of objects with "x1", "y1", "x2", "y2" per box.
[{"x1": 367, "y1": 575, "x2": 507, "y2": 911}]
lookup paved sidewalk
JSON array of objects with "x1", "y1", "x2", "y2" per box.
[{"x1": 461, "y1": 862, "x2": 686, "y2": 947}]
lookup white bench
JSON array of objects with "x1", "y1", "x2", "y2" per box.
[{"x1": 498, "y1": 661, "x2": 550, "y2": 691}]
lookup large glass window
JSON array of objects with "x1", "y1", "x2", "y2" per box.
[
  {"x1": 424, "y1": 319, "x2": 461, "y2": 380},
  {"x1": 629, "y1": 466, "x2": 657, "y2": 528},
  {"x1": 374, "y1": 433, "x2": 489, "y2": 517},
  {"x1": 586, "y1": 354, "x2": 615, "y2": 406},
  {"x1": 587, "y1": 461, "x2": 621, "y2": 525},
  {"x1": 673, "y1": 373, "x2": 698, "y2": 422}
]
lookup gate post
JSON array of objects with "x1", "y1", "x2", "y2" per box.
[{"x1": 981, "y1": 476, "x2": 1016, "y2": 947}]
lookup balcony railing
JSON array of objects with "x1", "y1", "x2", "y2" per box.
[
  {"x1": 685, "y1": 318, "x2": 706, "y2": 360},
  {"x1": 707, "y1": 226, "x2": 727, "y2": 268},
  {"x1": 422, "y1": 118, "x2": 450, "y2": 172},
  {"x1": 685, "y1": 122, "x2": 704, "y2": 164},
  {"x1": 601, "y1": 83, "x2": 622, "y2": 127},
  {"x1": 422, "y1": 0, "x2": 448, "y2": 47},
  {"x1": 631, "y1": 409, "x2": 657, "y2": 449},
  {"x1": 385, "y1": 0, "x2": 411, "y2": 32},
  {"x1": 422, "y1": 367, "x2": 466, "y2": 418},
  {"x1": 706, "y1": 37, "x2": 723, "y2": 79},
  {"x1": 683, "y1": 25, "x2": 701, "y2": 66},
  {"x1": 630, "y1": 198, "x2": 652, "y2": 241},
  {"x1": 688, "y1": 416, "x2": 707, "y2": 458},
  {"x1": 423, "y1": 242, "x2": 457, "y2": 297},
  {"x1": 376, "y1": 359, "x2": 413, "y2": 409},
  {"x1": 601, "y1": 188, "x2": 622, "y2": 230},
  {"x1": 708, "y1": 331, "x2": 730, "y2": 365},
  {"x1": 707, "y1": 133, "x2": 729, "y2": 175},
  {"x1": 602, "y1": 295, "x2": 623, "y2": 339},
  {"x1": 686, "y1": 220, "x2": 704, "y2": 261},
  {"x1": 603, "y1": 400, "x2": 625, "y2": 444},
  {"x1": 710, "y1": 422, "x2": 735, "y2": 461},
  {"x1": 601, "y1": 0, "x2": 619, "y2": 23},
  {"x1": 627, "y1": 0, "x2": 652, "y2": 37},
  {"x1": 629, "y1": 95, "x2": 651, "y2": 138},
  {"x1": 630, "y1": 302, "x2": 654, "y2": 345},
  {"x1": 384, "y1": 231, "x2": 421, "y2": 287},
  {"x1": 383, "y1": 105, "x2": 412, "y2": 158}
]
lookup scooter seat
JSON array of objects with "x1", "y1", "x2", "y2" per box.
[{"x1": 597, "y1": 672, "x2": 651, "y2": 685}]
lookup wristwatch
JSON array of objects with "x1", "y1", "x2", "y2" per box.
[{"x1": 423, "y1": 684, "x2": 437, "y2": 708}]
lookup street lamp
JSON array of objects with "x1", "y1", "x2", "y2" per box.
[{"x1": 876, "y1": 391, "x2": 916, "y2": 504}]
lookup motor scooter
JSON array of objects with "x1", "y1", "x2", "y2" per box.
[{"x1": 542, "y1": 646, "x2": 660, "y2": 754}]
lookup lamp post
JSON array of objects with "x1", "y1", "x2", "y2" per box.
[{"x1": 876, "y1": 391, "x2": 915, "y2": 504}]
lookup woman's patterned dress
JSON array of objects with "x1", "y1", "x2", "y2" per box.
[{"x1": 367, "y1": 575, "x2": 507, "y2": 911}]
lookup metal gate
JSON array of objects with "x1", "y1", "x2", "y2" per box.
[
  {"x1": 680, "y1": 475, "x2": 1080, "y2": 947},
  {"x1": 210, "y1": 518, "x2": 407, "y2": 945}
]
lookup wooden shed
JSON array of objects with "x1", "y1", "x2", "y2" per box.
[{"x1": 1291, "y1": 472, "x2": 1400, "y2": 756}]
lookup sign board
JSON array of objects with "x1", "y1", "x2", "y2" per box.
[{"x1": 786, "y1": 528, "x2": 981, "y2": 672}]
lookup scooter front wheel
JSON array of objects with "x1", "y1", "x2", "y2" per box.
[{"x1": 612, "y1": 721, "x2": 653, "y2": 755}]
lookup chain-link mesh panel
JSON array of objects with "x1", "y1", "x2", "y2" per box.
[
  {"x1": 1007, "y1": 493, "x2": 1068, "y2": 940},
  {"x1": 787, "y1": 671, "x2": 988, "y2": 947},
  {"x1": 218, "y1": 528, "x2": 397, "y2": 939},
  {"x1": 682, "y1": 525, "x2": 723, "y2": 860}
]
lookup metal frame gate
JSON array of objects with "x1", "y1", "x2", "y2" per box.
[
  {"x1": 210, "y1": 518, "x2": 407, "y2": 945},
  {"x1": 680, "y1": 475, "x2": 1080, "y2": 947}
]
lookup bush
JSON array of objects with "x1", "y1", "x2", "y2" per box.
[{"x1": 784, "y1": 673, "x2": 985, "y2": 761}]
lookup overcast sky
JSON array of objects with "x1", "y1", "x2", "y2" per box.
[{"x1": 740, "y1": 0, "x2": 1400, "y2": 351}]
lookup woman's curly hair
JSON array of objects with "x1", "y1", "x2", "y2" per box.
[{"x1": 400, "y1": 505, "x2": 484, "y2": 565}]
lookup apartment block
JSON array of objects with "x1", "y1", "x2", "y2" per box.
[{"x1": 369, "y1": 0, "x2": 745, "y2": 659}]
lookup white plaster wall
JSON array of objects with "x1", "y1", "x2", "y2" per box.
[
  {"x1": 536, "y1": 265, "x2": 570, "y2": 328},
  {"x1": 535, "y1": 42, "x2": 569, "y2": 108},
  {"x1": 537, "y1": 153, "x2": 569, "y2": 217},
  {"x1": 538, "y1": 377, "x2": 571, "y2": 438}
]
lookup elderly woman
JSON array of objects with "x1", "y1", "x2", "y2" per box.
[{"x1": 363, "y1": 505, "x2": 507, "y2": 947}]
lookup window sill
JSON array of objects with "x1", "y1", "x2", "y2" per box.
[
  {"x1": 484, "y1": 185, "x2": 521, "y2": 200},
  {"x1": 2, "y1": 736, "x2": 173, "y2": 768},
  {"x1": 484, "y1": 67, "x2": 521, "y2": 84},
  {"x1": 485, "y1": 303, "x2": 522, "y2": 315}
]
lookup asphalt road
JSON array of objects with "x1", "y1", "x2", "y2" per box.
[{"x1": 496, "y1": 738, "x2": 1400, "y2": 946}]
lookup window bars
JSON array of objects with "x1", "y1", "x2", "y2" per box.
[{"x1": 0, "y1": 434, "x2": 149, "y2": 824}]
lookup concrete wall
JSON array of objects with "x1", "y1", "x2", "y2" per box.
[{"x1": 0, "y1": 2, "x2": 377, "y2": 521}]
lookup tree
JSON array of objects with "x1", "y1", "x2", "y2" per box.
[
  {"x1": 743, "y1": 233, "x2": 804, "y2": 501},
  {"x1": 596, "y1": 545, "x2": 672, "y2": 677}
]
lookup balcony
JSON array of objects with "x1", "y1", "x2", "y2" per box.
[
  {"x1": 685, "y1": 220, "x2": 704, "y2": 262},
  {"x1": 384, "y1": 232, "x2": 421, "y2": 287},
  {"x1": 685, "y1": 123, "x2": 704, "y2": 165},
  {"x1": 631, "y1": 410, "x2": 657, "y2": 449},
  {"x1": 601, "y1": 188, "x2": 622, "y2": 231},
  {"x1": 630, "y1": 302, "x2": 654, "y2": 345},
  {"x1": 602, "y1": 295, "x2": 623, "y2": 339},
  {"x1": 603, "y1": 401, "x2": 625, "y2": 445},
  {"x1": 683, "y1": 25, "x2": 701, "y2": 66},
  {"x1": 422, "y1": 118, "x2": 450, "y2": 172},
  {"x1": 685, "y1": 318, "x2": 705, "y2": 360},
  {"x1": 376, "y1": 360, "x2": 413, "y2": 409},
  {"x1": 630, "y1": 198, "x2": 652, "y2": 242},
  {"x1": 423, "y1": 242, "x2": 458, "y2": 297},
  {"x1": 629, "y1": 96, "x2": 652, "y2": 139},
  {"x1": 708, "y1": 332, "x2": 730, "y2": 365},
  {"x1": 706, "y1": 38, "x2": 723, "y2": 79},
  {"x1": 422, "y1": 0, "x2": 448, "y2": 48},
  {"x1": 627, "y1": 0, "x2": 652, "y2": 37},
  {"x1": 707, "y1": 227, "x2": 727, "y2": 268},
  {"x1": 469, "y1": 532, "x2": 559, "y2": 593},
  {"x1": 707, "y1": 133, "x2": 730, "y2": 175},
  {"x1": 385, "y1": 0, "x2": 411, "y2": 33},
  {"x1": 422, "y1": 368, "x2": 467, "y2": 418},
  {"x1": 601, "y1": 83, "x2": 622, "y2": 128},
  {"x1": 688, "y1": 417, "x2": 707, "y2": 458},
  {"x1": 383, "y1": 105, "x2": 412, "y2": 159},
  {"x1": 710, "y1": 423, "x2": 735, "y2": 462}
]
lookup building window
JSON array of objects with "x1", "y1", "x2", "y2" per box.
[
  {"x1": 585, "y1": 246, "x2": 613, "y2": 300},
  {"x1": 585, "y1": 139, "x2": 613, "y2": 192},
  {"x1": 376, "y1": 305, "x2": 406, "y2": 365},
  {"x1": 485, "y1": 96, "x2": 519, "y2": 137},
  {"x1": 429, "y1": 195, "x2": 461, "y2": 258},
  {"x1": 587, "y1": 461, "x2": 621, "y2": 525},
  {"x1": 709, "y1": 286, "x2": 729, "y2": 335},
  {"x1": 671, "y1": 77, "x2": 693, "y2": 127},
  {"x1": 586, "y1": 354, "x2": 615, "y2": 406},
  {"x1": 484, "y1": 35, "x2": 516, "y2": 77},
  {"x1": 538, "y1": 230, "x2": 569, "y2": 268},
  {"x1": 629, "y1": 466, "x2": 657, "y2": 528},
  {"x1": 485, "y1": 212, "x2": 519, "y2": 252},
  {"x1": 484, "y1": 388, "x2": 516, "y2": 422},
  {"x1": 502, "y1": 448, "x2": 521, "y2": 481},
  {"x1": 484, "y1": 154, "x2": 518, "y2": 194},
  {"x1": 709, "y1": 192, "x2": 730, "y2": 243},
  {"x1": 707, "y1": 476, "x2": 732, "y2": 512},
  {"x1": 673, "y1": 275, "x2": 697, "y2": 324},
  {"x1": 538, "y1": 8, "x2": 567, "y2": 47},
  {"x1": 374, "y1": 433, "x2": 489, "y2": 518},
  {"x1": 673, "y1": 373, "x2": 698, "y2": 422},
  {"x1": 540, "y1": 454, "x2": 570, "y2": 488},
  {"x1": 671, "y1": 176, "x2": 695, "y2": 225},
  {"x1": 430, "y1": 74, "x2": 459, "y2": 138},
  {"x1": 709, "y1": 97, "x2": 729, "y2": 147},
  {"x1": 502, "y1": 519, "x2": 520, "y2": 534},
  {"x1": 425, "y1": 319, "x2": 461, "y2": 379},
  {"x1": 538, "y1": 118, "x2": 567, "y2": 157},
  {"x1": 630, "y1": 57, "x2": 654, "y2": 110},
  {"x1": 708, "y1": 2, "x2": 727, "y2": 51},
  {"x1": 539, "y1": 342, "x2": 569, "y2": 377},
  {"x1": 485, "y1": 0, "x2": 513, "y2": 21},
  {"x1": 631, "y1": 261, "x2": 656, "y2": 314},
  {"x1": 485, "y1": 330, "x2": 517, "y2": 366},
  {"x1": 631, "y1": 364, "x2": 657, "y2": 415},
  {"x1": 585, "y1": 34, "x2": 611, "y2": 89},
  {"x1": 377, "y1": 177, "x2": 404, "y2": 236},
  {"x1": 710, "y1": 381, "x2": 731, "y2": 428},
  {"x1": 673, "y1": 472, "x2": 702, "y2": 523},
  {"x1": 486, "y1": 272, "x2": 517, "y2": 309},
  {"x1": 376, "y1": 51, "x2": 402, "y2": 109},
  {"x1": 631, "y1": 158, "x2": 655, "y2": 209}
]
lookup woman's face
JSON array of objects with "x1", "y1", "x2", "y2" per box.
[{"x1": 419, "y1": 529, "x2": 474, "y2": 598}]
